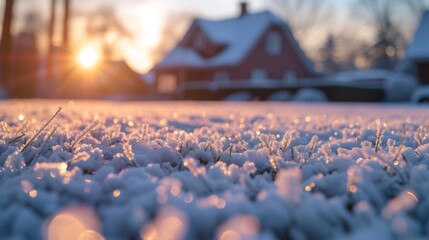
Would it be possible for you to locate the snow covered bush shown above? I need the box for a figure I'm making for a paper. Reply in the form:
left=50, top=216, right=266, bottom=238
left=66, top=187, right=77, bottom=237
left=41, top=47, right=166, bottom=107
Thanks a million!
left=293, top=88, right=329, bottom=102
left=0, top=101, right=428, bottom=240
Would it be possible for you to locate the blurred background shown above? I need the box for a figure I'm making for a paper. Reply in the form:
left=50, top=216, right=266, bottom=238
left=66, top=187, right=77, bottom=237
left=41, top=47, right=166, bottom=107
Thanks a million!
left=0, top=0, right=428, bottom=101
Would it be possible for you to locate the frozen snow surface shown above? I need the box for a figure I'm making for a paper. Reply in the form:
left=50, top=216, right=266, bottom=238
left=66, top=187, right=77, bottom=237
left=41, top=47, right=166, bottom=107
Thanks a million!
left=1, top=100, right=429, bottom=240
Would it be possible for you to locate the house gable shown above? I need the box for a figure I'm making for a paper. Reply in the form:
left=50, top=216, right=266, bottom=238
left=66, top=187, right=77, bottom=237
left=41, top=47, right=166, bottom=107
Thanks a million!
left=236, top=23, right=314, bottom=80
left=181, top=22, right=227, bottom=59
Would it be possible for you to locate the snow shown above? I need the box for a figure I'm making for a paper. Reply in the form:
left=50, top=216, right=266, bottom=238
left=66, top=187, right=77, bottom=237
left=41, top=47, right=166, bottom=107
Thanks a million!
left=292, top=88, right=328, bottom=102
left=406, top=11, right=429, bottom=61
left=157, top=11, right=315, bottom=74
left=411, top=85, right=429, bottom=103
left=266, top=91, right=293, bottom=101
left=1, top=100, right=429, bottom=239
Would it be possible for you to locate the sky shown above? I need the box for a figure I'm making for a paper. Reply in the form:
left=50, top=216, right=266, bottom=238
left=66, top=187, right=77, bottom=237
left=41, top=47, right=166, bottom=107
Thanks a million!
left=6, top=0, right=420, bottom=73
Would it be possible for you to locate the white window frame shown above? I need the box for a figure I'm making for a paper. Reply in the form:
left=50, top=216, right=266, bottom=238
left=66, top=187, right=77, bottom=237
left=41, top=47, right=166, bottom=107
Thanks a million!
left=283, top=71, right=297, bottom=84
left=214, top=71, right=230, bottom=83
left=251, top=69, right=268, bottom=85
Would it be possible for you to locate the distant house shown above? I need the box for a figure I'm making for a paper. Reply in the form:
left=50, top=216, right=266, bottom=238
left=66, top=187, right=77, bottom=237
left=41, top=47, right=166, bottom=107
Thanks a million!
left=152, top=3, right=317, bottom=98
left=405, top=11, right=429, bottom=85
left=54, top=60, right=149, bottom=100
left=93, top=61, right=150, bottom=99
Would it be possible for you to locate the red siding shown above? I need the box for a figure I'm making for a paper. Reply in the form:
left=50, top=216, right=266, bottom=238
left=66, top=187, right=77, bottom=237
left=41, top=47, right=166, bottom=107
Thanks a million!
left=417, top=62, right=429, bottom=85
left=233, top=25, right=312, bottom=80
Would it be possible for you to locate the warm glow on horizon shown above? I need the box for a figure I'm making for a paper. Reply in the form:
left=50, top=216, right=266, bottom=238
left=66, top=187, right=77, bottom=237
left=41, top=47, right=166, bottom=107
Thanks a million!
left=78, top=47, right=100, bottom=68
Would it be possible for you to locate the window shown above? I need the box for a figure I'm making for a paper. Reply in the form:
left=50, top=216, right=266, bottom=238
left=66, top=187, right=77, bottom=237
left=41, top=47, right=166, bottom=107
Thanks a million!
left=214, top=71, right=230, bottom=82
left=158, top=74, right=177, bottom=93
left=266, top=32, right=282, bottom=56
left=283, top=71, right=297, bottom=84
left=251, top=69, right=268, bottom=85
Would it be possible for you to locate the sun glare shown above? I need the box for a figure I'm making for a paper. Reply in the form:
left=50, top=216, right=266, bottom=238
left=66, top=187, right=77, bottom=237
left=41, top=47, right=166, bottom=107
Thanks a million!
left=78, top=47, right=99, bottom=68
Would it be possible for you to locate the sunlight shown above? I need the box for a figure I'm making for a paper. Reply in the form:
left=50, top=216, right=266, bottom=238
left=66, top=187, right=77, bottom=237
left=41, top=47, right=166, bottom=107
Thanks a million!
left=78, top=47, right=100, bottom=68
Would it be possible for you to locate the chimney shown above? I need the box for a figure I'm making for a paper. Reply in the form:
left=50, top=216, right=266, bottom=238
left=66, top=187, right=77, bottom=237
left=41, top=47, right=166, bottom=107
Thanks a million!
left=240, top=2, right=248, bottom=16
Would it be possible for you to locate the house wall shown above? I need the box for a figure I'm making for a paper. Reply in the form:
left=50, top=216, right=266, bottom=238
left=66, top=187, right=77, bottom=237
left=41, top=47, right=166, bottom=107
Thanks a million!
left=232, top=24, right=313, bottom=80
left=417, top=61, right=429, bottom=85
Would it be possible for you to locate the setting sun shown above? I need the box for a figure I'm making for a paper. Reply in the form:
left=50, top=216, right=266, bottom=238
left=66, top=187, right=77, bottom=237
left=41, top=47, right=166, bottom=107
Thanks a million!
left=78, top=47, right=99, bottom=68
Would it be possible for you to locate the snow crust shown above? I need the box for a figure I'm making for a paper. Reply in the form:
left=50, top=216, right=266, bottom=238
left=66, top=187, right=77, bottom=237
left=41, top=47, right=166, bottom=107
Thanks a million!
left=0, top=101, right=429, bottom=240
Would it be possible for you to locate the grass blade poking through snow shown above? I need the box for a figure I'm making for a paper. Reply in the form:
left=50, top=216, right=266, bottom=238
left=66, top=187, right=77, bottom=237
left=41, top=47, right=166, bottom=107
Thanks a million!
left=8, top=122, right=28, bottom=144
left=123, top=142, right=138, bottom=167
left=308, top=135, right=318, bottom=155
left=269, top=156, right=279, bottom=172
left=379, top=155, right=407, bottom=184
left=281, top=131, right=292, bottom=151
left=28, top=127, right=57, bottom=166
left=414, top=126, right=424, bottom=146
left=20, top=107, right=62, bottom=152
left=215, top=144, right=232, bottom=163
left=67, top=120, right=99, bottom=152
left=1, top=121, right=10, bottom=135
left=375, top=122, right=385, bottom=153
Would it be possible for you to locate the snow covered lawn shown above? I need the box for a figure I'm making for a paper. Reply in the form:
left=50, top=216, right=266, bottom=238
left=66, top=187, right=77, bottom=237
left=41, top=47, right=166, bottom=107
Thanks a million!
left=1, top=101, right=429, bottom=240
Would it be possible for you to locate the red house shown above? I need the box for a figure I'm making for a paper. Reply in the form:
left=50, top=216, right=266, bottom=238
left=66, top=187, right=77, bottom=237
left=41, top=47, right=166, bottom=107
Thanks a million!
left=153, top=3, right=317, bottom=99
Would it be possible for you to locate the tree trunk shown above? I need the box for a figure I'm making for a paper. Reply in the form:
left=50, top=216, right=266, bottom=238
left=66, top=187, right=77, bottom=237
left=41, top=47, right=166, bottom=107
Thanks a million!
left=62, top=0, right=70, bottom=50
left=44, top=0, right=57, bottom=98
left=48, top=0, right=57, bottom=53
left=0, top=0, right=15, bottom=92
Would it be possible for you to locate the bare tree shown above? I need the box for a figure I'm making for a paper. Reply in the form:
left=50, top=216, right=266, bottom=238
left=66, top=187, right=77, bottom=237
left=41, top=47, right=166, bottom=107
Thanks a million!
left=357, top=0, right=406, bottom=69
left=319, top=34, right=342, bottom=74
left=150, top=13, right=194, bottom=65
left=334, top=30, right=372, bottom=70
left=63, top=0, right=70, bottom=50
left=46, top=0, right=57, bottom=89
left=12, top=11, right=42, bottom=98
left=270, top=0, right=333, bottom=46
left=48, top=0, right=57, bottom=53
left=83, top=6, right=134, bottom=59
left=0, top=0, right=15, bottom=90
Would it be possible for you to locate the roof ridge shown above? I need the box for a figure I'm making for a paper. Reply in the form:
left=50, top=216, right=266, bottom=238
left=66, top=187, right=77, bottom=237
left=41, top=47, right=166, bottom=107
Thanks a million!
left=197, top=10, right=274, bottom=23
